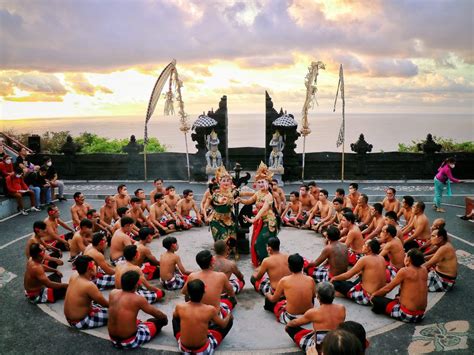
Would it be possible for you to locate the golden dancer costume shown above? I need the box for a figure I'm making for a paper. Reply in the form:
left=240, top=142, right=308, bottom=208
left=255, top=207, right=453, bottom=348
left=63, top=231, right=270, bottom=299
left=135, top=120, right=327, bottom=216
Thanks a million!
left=210, top=166, right=237, bottom=249
left=241, top=162, right=278, bottom=267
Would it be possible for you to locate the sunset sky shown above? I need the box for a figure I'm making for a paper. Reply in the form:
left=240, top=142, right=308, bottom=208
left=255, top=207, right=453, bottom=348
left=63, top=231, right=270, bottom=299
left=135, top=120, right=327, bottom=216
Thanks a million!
left=1, top=0, right=473, bottom=120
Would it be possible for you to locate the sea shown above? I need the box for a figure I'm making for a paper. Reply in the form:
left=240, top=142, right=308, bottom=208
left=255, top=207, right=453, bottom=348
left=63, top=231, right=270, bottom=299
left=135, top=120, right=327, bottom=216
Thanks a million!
left=1, top=113, right=473, bottom=153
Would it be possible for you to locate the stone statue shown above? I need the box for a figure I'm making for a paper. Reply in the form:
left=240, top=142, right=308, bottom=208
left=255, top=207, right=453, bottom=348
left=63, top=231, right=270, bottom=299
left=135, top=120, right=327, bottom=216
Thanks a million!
left=268, top=131, right=284, bottom=180
left=205, top=130, right=223, bottom=175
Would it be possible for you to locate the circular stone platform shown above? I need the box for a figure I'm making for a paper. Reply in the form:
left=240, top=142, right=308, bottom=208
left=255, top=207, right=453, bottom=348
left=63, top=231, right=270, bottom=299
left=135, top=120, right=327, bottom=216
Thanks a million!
left=39, top=226, right=444, bottom=354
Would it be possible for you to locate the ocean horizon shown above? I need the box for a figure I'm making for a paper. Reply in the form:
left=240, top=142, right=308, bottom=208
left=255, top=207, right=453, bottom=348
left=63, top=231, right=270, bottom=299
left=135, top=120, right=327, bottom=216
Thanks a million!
left=2, top=113, right=472, bottom=153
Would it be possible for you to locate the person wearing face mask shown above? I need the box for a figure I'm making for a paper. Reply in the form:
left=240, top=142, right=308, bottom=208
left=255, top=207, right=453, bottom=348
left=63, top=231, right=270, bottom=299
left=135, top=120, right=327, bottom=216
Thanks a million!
left=0, top=155, right=14, bottom=195
left=0, top=138, right=6, bottom=159
left=43, top=156, right=66, bottom=201
left=6, top=167, right=40, bottom=215
left=433, top=157, right=464, bottom=213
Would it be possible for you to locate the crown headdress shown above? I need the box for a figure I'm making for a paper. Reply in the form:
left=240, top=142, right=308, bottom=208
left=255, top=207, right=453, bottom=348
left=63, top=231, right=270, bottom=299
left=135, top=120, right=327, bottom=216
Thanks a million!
left=254, top=161, right=273, bottom=182
left=215, top=165, right=231, bottom=182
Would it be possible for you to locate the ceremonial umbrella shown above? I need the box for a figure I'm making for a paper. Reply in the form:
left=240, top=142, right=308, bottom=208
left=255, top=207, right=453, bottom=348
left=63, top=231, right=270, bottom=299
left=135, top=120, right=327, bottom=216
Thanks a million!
left=192, top=114, right=218, bottom=129
left=272, top=113, right=298, bottom=128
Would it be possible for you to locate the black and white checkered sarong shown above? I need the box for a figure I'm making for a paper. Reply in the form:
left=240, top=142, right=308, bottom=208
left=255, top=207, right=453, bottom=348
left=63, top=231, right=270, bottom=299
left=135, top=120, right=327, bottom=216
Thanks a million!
left=68, top=305, right=108, bottom=329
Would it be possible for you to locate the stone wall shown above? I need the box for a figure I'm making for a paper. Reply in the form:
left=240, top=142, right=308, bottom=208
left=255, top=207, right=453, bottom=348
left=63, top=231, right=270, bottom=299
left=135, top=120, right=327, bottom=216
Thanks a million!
left=31, top=149, right=474, bottom=181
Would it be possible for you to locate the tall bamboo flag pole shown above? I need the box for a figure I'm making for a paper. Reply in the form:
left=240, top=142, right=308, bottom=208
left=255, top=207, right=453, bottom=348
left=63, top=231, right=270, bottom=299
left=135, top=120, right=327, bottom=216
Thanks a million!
left=333, top=64, right=346, bottom=182
left=300, top=61, right=325, bottom=182
left=143, top=59, right=191, bottom=181
left=172, top=69, right=191, bottom=182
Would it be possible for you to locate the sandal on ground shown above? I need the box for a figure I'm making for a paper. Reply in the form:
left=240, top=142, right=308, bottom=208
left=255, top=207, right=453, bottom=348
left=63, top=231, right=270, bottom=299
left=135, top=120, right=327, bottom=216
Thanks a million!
left=436, top=208, right=446, bottom=213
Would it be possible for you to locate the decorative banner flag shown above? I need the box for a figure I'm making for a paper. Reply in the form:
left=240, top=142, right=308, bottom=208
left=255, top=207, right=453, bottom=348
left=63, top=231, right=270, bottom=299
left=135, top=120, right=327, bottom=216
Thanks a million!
left=334, top=64, right=345, bottom=147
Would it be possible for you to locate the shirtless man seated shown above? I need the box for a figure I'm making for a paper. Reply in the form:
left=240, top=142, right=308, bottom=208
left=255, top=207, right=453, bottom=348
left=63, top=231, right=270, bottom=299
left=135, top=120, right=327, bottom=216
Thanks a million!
left=183, top=250, right=237, bottom=319
left=64, top=255, right=109, bottom=329
left=265, top=253, right=315, bottom=324
left=159, top=236, right=191, bottom=290
left=305, top=190, right=335, bottom=233
left=129, top=196, right=148, bottom=229
left=136, top=227, right=161, bottom=281
left=397, top=195, right=414, bottom=226
left=110, top=216, right=135, bottom=266
left=99, top=195, right=118, bottom=233
left=298, top=185, right=316, bottom=225
left=148, top=193, right=177, bottom=236
left=423, top=227, right=458, bottom=292
left=25, top=221, right=63, bottom=269
left=173, top=279, right=233, bottom=354
left=286, top=282, right=346, bottom=352
left=176, top=189, right=202, bottom=229
left=115, top=245, right=165, bottom=304
left=24, top=243, right=68, bottom=304
left=69, top=218, right=93, bottom=261
left=379, top=224, right=405, bottom=282
left=134, top=188, right=150, bottom=214
left=70, top=192, right=92, bottom=230
left=339, top=212, right=365, bottom=266
left=108, top=270, right=168, bottom=349
left=332, top=239, right=386, bottom=306
left=149, top=178, right=166, bottom=205
left=335, top=188, right=352, bottom=210
left=86, top=209, right=111, bottom=238
left=371, top=248, right=427, bottom=323
left=84, top=232, right=116, bottom=290
left=381, top=187, right=401, bottom=213
left=250, top=237, right=291, bottom=295
left=348, top=183, right=361, bottom=211
left=402, top=201, right=431, bottom=252
left=384, top=211, right=403, bottom=240
left=306, top=226, right=348, bottom=283
left=44, top=204, right=74, bottom=251
left=164, top=185, right=179, bottom=212
left=281, top=191, right=302, bottom=228
left=354, top=194, right=371, bottom=230
left=213, top=240, right=245, bottom=294
left=114, top=184, right=131, bottom=209
left=112, top=207, right=140, bottom=237
left=361, top=203, right=385, bottom=241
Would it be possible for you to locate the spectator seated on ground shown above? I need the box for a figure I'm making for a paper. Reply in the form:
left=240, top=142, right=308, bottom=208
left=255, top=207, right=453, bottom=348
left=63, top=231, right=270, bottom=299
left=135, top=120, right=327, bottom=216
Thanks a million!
left=5, top=167, right=40, bottom=215
left=371, top=248, right=428, bottom=323
left=108, top=270, right=168, bottom=349
left=250, top=237, right=290, bottom=296
left=173, top=279, right=233, bottom=354
left=285, top=282, right=346, bottom=352
left=159, top=236, right=191, bottom=290
left=182, top=250, right=237, bottom=319
left=64, top=255, right=109, bottom=330
left=176, top=189, right=202, bottom=229
left=423, top=227, right=458, bottom=292
left=264, top=253, right=315, bottom=324
left=24, top=243, right=68, bottom=304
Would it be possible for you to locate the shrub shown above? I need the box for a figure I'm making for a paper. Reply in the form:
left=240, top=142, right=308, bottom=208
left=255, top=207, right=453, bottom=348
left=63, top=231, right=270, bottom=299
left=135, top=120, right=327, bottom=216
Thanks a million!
left=398, top=136, right=474, bottom=153
left=2, top=130, right=166, bottom=153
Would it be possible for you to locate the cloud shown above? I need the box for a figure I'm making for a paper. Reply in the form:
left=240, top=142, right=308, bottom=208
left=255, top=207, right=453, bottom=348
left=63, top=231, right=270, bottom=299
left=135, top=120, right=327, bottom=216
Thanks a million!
left=64, top=73, right=113, bottom=96
left=368, top=59, right=418, bottom=78
left=0, top=71, right=68, bottom=101
left=0, top=0, right=471, bottom=76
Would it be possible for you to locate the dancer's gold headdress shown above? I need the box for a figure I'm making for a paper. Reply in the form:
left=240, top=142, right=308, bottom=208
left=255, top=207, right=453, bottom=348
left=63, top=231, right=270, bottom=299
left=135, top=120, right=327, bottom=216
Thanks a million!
left=254, top=161, right=273, bottom=182
left=215, top=166, right=231, bottom=182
